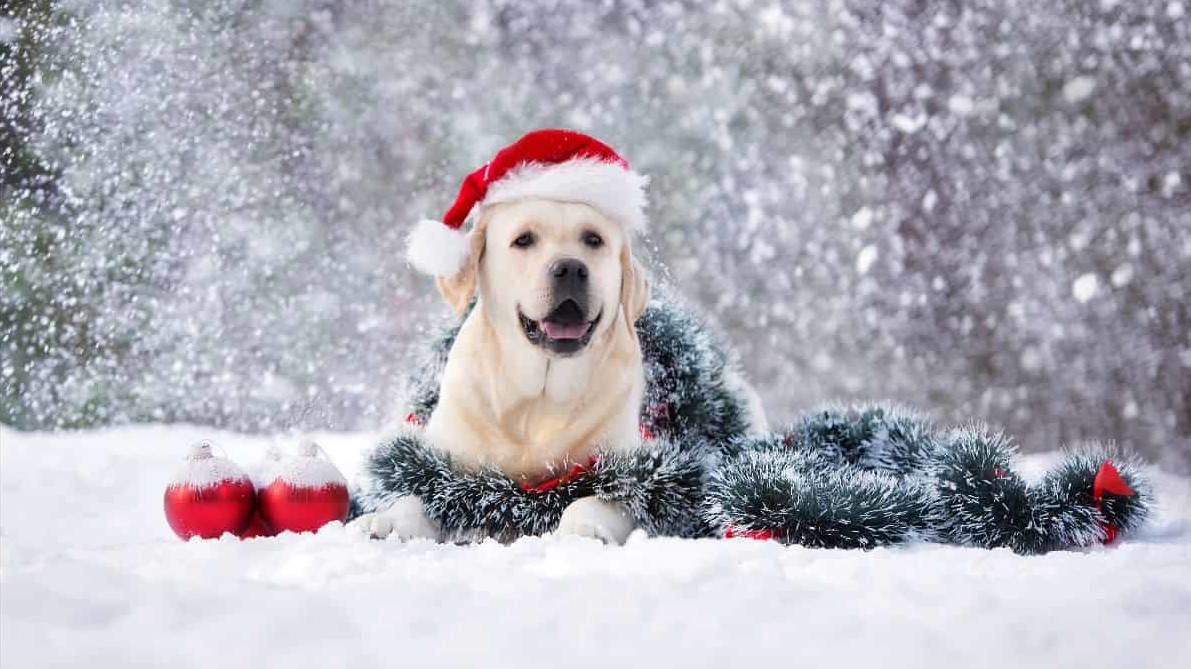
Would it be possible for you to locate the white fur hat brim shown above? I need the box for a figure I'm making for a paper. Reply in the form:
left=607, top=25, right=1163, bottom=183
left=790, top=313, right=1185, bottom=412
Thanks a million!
left=483, top=158, right=649, bottom=233
left=406, top=158, right=648, bottom=278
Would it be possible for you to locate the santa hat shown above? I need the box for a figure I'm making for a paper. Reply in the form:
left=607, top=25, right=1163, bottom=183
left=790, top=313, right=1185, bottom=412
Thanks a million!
left=406, top=128, right=649, bottom=277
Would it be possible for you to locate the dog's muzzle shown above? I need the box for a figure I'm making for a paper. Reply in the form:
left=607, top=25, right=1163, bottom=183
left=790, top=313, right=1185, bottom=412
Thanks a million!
left=519, top=300, right=601, bottom=357
left=518, top=258, right=601, bottom=356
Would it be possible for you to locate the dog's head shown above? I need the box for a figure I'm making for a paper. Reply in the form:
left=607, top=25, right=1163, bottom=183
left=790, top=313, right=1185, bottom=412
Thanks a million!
left=437, top=198, right=649, bottom=357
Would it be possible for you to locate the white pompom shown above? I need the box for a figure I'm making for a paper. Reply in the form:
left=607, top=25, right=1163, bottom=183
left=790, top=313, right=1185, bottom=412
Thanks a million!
left=405, top=219, right=470, bottom=277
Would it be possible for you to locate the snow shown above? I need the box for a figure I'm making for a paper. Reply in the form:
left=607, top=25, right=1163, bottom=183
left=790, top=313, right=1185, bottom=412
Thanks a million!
left=1072, top=273, right=1100, bottom=303
left=0, top=17, right=18, bottom=44
left=1062, top=77, right=1098, bottom=104
left=922, top=189, right=938, bottom=213
left=856, top=245, right=879, bottom=275
left=850, top=206, right=874, bottom=230
left=3, top=425, right=1190, bottom=668
left=947, top=95, right=975, bottom=116
left=1110, top=263, right=1134, bottom=288
left=890, top=112, right=927, bottom=134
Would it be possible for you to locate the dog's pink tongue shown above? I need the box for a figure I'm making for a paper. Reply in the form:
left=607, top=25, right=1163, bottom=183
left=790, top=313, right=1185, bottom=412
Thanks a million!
left=542, top=320, right=588, bottom=340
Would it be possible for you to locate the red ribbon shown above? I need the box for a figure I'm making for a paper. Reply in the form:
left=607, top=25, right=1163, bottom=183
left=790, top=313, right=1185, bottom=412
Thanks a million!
left=521, top=421, right=657, bottom=492
left=724, top=526, right=778, bottom=541
left=519, top=454, right=600, bottom=493
left=1092, top=459, right=1136, bottom=545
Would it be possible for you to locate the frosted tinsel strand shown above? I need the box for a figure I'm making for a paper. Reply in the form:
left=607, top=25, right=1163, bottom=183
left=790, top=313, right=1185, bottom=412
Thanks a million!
left=1023, top=447, right=1151, bottom=552
left=930, top=427, right=1036, bottom=549
left=363, top=294, right=1153, bottom=549
left=707, top=404, right=1153, bottom=553
left=704, top=445, right=936, bottom=548
left=787, top=403, right=940, bottom=473
left=401, top=320, right=459, bottom=424
left=928, top=431, right=1152, bottom=554
left=633, top=301, right=751, bottom=443
left=355, top=431, right=709, bottom=541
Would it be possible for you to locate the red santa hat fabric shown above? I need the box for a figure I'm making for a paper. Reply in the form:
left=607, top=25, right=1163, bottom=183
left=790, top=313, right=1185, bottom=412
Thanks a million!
left=406, top=128, right=648, bottom=277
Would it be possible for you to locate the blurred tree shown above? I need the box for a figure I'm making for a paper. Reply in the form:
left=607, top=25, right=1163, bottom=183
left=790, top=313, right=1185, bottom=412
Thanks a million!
left=1, top=0, right=114, bottom=428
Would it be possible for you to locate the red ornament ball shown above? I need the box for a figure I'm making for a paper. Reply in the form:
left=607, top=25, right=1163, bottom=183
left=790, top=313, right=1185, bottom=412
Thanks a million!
left=237, top=510, right=276, bottom=539
left=164, top=441, right=256, bottom=540
left=256, top=440, right=350, bottom=534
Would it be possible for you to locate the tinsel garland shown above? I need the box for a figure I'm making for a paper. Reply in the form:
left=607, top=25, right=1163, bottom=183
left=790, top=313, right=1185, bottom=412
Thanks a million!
left=356, top=431, right=709, bottom=542
left=705, top=404, right=1152, bottom=554
left=356, top=300, right=1153, bottom=552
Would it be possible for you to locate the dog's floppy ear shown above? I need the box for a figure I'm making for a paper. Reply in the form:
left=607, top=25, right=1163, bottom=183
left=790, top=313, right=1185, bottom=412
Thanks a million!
left=436, top=222, right=486, bottom=318
left=619, top=242, right=651, bottom=328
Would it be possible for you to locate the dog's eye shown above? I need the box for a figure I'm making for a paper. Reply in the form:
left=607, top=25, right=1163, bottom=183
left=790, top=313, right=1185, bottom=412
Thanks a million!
left=511, top=232, right=536, bottom=249
left=582, top=232, right=604, bottom=249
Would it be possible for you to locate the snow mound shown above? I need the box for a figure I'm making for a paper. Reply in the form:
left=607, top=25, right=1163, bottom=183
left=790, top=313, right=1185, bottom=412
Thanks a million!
left=2, top=425, right=1190, bottom=668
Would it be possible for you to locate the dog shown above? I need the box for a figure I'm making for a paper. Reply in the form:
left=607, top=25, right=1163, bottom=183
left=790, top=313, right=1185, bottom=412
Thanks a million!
left=355, top=197, right=651, bottom=543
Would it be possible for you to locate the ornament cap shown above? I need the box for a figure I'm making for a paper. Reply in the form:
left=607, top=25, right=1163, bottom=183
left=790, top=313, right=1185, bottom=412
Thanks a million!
left=297, top=439, right=319, bottom=458
left=188, top=440, right=214, bottom=460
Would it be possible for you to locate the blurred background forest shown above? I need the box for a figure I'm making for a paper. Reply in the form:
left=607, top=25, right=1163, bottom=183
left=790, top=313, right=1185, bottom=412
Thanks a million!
left=2, top=0, right=1188, bottom=471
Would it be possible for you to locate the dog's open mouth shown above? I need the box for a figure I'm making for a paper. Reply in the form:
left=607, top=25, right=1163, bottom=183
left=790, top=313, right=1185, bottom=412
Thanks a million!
left=519, top=300, right=600, bottom=355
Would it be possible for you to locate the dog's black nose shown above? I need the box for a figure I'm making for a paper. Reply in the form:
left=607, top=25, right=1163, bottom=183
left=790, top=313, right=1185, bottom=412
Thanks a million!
left=550, top=258, right=588, bottom=281
left=548, top=258, right=589, bottom=293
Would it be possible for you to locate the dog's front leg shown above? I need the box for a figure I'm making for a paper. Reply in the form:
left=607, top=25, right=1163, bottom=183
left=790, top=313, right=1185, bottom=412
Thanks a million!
left=556, top=497, right=635, bottom=544
left=352, top=496, right=440, bottom=541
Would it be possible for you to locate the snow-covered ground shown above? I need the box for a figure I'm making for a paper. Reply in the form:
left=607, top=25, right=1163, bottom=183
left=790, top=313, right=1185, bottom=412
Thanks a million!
left=2, top=425, right=1189, bottom=668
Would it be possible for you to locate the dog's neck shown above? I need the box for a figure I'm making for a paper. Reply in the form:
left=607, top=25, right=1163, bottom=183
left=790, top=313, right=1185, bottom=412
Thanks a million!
left=484, top=316, right=606, bottom=408
left=425, top=301, right=643, bottom=479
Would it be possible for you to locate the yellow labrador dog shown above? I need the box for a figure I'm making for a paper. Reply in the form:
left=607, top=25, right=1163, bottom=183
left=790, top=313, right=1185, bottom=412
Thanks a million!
left=356, top=197, right=650, bottom=543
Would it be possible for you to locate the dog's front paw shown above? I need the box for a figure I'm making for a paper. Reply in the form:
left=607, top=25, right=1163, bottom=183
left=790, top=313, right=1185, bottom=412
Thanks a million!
left=350, top=496, right=439, bottom=541
left=556, top=497, right=635, bottom=545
